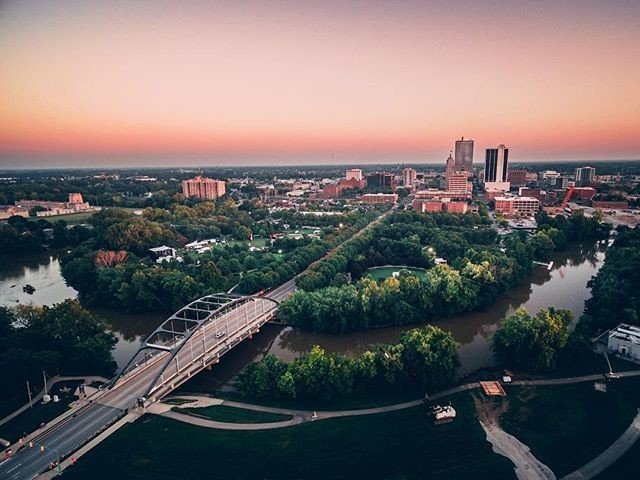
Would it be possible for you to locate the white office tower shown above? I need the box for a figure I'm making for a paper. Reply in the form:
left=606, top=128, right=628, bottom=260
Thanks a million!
left=484, top=144, right=510, bottom=192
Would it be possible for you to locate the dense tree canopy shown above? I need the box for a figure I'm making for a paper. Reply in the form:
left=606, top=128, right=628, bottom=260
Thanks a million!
left=0, top=300, right=117, bottom=404
left=493, top=307, right=573, bottom=371
left=60, top=206, right=383, bottom=312
left=581, top=226, right=640, bottom=331
left=235, top=325, right=459, bottom=400
left=282, top=210, right=606, bottom=333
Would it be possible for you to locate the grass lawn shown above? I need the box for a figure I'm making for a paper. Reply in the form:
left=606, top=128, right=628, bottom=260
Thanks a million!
left=0, top=400, right=70, bottom=444
left=0, top=395, right=27, bottom=423
left=162, top=398, right=196, bottom=406
left=215, top=387, right=421, bottom=411
left=498, top=377, right=640, bottom=477
left=227, top=239, right=269, bottom=249
left=0, top=381, right=80, bottom=443
left=63, top=392, right=515, bottom=480
left=364, top=266, right=427, bottom=281
left=27, top=211, right=96, bottom=225
left=175, top=405, right=292, bottom=423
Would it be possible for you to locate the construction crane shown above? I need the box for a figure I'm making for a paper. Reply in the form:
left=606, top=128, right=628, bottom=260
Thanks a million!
left=545, top=186, right=575, bottom=216
left=560, top=186, right=575, bottom=213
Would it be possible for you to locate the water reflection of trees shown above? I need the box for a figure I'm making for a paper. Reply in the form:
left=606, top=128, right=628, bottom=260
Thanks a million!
left=0, top=252, right=53, bottom=282
left=552, top=241, right=605, bottom=270
left=275, top=240, right=605, bottom=354
left=92, top=308, right=165, bottom=342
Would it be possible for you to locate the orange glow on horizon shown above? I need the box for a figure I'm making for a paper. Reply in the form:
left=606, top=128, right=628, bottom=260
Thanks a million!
left=1, top=0, right=639, bottom=163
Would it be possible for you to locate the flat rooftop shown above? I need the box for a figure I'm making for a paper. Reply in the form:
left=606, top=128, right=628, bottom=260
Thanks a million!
left=609, top=324, right=640, bottom=344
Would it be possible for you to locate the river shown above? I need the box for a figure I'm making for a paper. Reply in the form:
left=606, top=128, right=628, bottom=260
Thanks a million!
left=0, top=241, right=607, bottom=389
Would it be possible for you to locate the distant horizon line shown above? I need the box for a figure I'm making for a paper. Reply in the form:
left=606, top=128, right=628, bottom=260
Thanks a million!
left=1, top=157, right=639, bottom=172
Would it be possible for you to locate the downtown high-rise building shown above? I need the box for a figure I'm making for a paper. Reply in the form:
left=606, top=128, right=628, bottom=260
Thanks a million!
left=444, top=152, right=455, bottom=190
left=575, top=166, right=596, bottom=187
left=454, top=137, right=474, bottom=172
left=402, top=167, right=417, bottom=188
left=484, top=145, right=510, bottom=192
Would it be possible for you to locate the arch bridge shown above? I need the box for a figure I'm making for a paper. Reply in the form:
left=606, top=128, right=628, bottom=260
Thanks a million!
left=112, top=292, right=279, bottom=404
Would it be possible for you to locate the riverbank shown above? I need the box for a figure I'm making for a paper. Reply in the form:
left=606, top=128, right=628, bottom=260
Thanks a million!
left=59, top=371, right=640, bottom=480
left=0, top=242, right=607, bottom=384
left=60, top=392, right=516, bottom=480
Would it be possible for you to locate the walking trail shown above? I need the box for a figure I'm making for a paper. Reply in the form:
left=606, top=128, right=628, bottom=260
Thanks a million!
left=157, top=370, right=640, bottom=479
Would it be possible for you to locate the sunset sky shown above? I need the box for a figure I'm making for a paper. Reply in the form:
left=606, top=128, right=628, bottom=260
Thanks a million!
left=1, top=0, right=639, bottom=167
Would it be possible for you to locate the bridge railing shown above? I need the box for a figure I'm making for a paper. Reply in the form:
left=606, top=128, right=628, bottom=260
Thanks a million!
left=147, top=300, right=279, bottom=402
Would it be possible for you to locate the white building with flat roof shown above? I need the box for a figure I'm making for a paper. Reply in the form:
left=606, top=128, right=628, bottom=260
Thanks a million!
left=345, top=168, right=363, bottom=181
left=607, top=324, right=640, bottom=361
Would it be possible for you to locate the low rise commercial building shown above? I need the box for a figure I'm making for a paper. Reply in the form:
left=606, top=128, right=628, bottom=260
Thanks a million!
left=412, top=199, right=468, bottom=214
left=570, top=187, right=597, bottom=201
left=518, top=187, right=548, bottom=203
left=592, top=200, right=629, bottom=210
left=361, top=193, right=398, bottom=204
left=415, top=189, right=471, bottom=201
left=494, top=196, right=540, bottom=217
left=0, top=206, right=29, bottom=220
left=607, top=324, right=640, bottom=361
left=15, top=193, right=96, bottom=217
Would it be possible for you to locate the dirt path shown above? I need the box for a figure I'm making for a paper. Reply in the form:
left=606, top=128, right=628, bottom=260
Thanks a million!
left=475, top=394, right=556, bottom=480
left=480, top=421, right=556, bottom=480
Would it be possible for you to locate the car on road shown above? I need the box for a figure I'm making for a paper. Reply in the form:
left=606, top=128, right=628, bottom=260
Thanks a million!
left=215, top=331, right=225, bottom=339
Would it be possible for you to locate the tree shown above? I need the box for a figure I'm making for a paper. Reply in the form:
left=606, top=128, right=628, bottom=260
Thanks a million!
left=396, top=325, right=460, bottom=392
left=0, top=300, right=117, bottom=413
left=493, top=307, right=573, bottom=371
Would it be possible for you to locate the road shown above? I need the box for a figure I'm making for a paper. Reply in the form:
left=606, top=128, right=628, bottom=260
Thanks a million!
left=0, top=295, right=286, bottom=480
left=0, top=376, right=109, bottom=429
left=0, top=204, right=402, bottom=479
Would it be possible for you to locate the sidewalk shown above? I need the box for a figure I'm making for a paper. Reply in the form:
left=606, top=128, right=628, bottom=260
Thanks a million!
left=0, top=375, right=109, bottom=428
left=1, top=376, right=109, bottom=459
left=36, top=412, right=139, bottom=479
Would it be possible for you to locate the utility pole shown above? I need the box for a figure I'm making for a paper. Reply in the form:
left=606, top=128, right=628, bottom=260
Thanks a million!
left=42, top=370, right=48, bottom=396
left=27, top=381, right=33, bottom=409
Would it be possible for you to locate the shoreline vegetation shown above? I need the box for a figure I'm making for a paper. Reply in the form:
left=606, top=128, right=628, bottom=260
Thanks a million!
left=280, top=210, right=607, bottom=333
left=236, top=212, right=607, bottom=399
left=60, top=204, right=387, bottom=312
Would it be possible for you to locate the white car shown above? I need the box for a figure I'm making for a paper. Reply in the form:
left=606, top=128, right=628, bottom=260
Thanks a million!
left=215, top=331, right=225, bottom=339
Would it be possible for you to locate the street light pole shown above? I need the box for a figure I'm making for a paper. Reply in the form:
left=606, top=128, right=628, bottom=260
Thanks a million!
left=26, top=381, right=33, bottom=409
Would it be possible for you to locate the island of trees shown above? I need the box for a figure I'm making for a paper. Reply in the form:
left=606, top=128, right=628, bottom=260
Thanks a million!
left=279, top=210, right=607, bottom=333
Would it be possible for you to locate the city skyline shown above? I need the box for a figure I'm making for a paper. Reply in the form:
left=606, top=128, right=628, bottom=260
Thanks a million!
left=1, top=0, right=640, bottom=168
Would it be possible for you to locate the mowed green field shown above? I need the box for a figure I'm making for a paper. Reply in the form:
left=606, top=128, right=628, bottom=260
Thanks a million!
left=499, top=377, right=640, bottom=477
left=364, top=266, right=427, bottom=281
left=63, top=392, right=515, bottom=480
left=174, top=405, right=293, bottom=424
left=27, top=211, right=96, bottom=225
